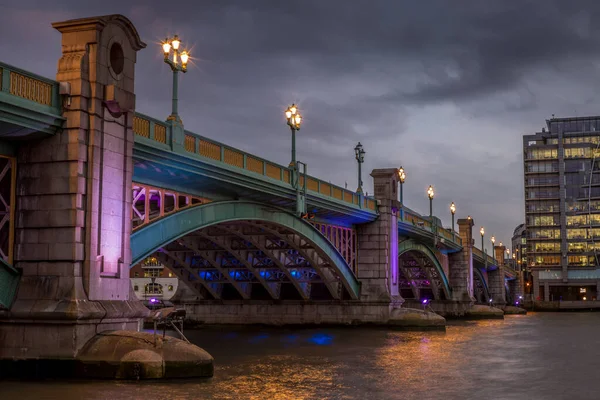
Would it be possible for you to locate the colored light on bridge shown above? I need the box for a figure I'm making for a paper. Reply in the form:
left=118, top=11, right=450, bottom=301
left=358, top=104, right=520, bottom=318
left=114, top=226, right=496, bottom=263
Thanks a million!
left=291, top=270, right=298, bottom=277
left=422, top=299, right=429, bottom=304
left=489, top=298, right=493, bottom=303
left=150, top=298, right=158, bottom=303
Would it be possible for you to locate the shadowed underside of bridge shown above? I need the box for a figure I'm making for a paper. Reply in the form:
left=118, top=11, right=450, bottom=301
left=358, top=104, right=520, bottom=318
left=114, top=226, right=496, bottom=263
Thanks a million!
left=131, top=200, right=360, bottom=301
left=397, top=239, right=451, bottom=301
left=473, top=268, right=491, bottom=303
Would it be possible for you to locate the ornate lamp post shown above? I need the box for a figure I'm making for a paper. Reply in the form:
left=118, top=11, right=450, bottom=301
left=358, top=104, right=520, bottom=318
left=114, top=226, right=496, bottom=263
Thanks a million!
left=491, top=235, right=496, bottom=265
left=354, top=142, right=365, bottom=193
left=480, top=227, right=485, bottom=267
left=427, top=185, right=434, bottom=217
left=398, top=167, right=406, bottom=203
left=162, top=35, right=190, bottom=122
left=450, top=202, right=456, bottom=233
left=285, top=104, right=302, bottom=168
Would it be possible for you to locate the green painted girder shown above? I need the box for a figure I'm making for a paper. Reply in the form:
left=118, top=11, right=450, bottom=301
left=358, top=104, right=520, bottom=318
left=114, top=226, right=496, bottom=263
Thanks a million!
left=398, top=238, right=452, bottom=297
left=133, top=138, right=377, bottom=225
left=0, top=259, right=20, bottom=310
left=474, top=267, right=491, bottom=301
left=130, top=200, right=361, bottom=299
left=0, top=62, right=63, bottom=139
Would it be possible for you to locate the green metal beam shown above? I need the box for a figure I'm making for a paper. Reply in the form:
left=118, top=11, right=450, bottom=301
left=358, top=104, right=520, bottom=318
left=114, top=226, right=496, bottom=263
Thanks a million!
left=398, top=239, right=452, bottom=297
left=0, top=258, right=20, bottom=309
left=130, top=200, right=361, bottom=299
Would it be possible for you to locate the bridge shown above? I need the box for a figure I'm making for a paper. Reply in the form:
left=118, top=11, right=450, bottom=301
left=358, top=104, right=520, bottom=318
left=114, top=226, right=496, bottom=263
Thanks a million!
left=0, top=14, right=525, bottom=366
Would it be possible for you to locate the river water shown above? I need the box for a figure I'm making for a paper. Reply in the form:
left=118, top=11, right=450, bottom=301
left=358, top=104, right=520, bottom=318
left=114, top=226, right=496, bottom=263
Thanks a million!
left=2, top=312, right=599, bottom=399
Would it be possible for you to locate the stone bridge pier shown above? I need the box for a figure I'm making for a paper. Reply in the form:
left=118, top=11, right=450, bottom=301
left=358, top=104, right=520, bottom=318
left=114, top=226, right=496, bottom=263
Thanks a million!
left=0, top=14, right=212, bottom=379
left=491, top=246, right=508, bottom=306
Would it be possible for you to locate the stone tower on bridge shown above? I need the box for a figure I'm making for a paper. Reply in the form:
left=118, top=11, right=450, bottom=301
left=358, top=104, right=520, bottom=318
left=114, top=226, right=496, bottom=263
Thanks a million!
left=1, top=15, right=148, bottom=359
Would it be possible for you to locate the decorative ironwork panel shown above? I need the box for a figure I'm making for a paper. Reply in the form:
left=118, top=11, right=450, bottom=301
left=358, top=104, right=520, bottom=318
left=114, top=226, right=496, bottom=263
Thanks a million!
left=320, top=182, right=331, bottom=196
left=333, top=187, right=343, bottom=200
left=312, top=222, right=357, bottom=273
left=343, top=191, right=353, bottom=203
left=283, top=169, right=290, bottom=183
left=131, top=182, right=211, bottom=231
left=184, top=134, right=195, bottom=152
left=133, top=116, right=150, bottom=138
left=307, top=178, right=319, bottom=192
left=266, top=163, right=280, bottom=180
left=199, top=140, right=221, bottom=161
left=154, top=124, right=167, bottom=144
left=0, top=156, right=15, bottom=264
left=246, top=156, right=264, bottom=174
left=224, top=148, right=243, bottom=168
left=9, top=71, right=52, bottom=106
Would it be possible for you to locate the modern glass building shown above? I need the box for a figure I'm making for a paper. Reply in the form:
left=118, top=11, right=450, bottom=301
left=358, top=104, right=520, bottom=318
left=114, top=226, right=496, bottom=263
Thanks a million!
left=511, top=223, right=529, bottom=294
left=523, top=116, right=600, bottom=301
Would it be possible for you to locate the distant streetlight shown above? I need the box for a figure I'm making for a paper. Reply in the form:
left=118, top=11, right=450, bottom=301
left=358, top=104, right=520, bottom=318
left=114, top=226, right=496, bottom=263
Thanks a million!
left=285, top=104, right=302, bottom=168
left=162, top=35, right=190, bottom=122
left=427, top=185, right=434, bottom=217
left=450, top=202, right=456, bottom=238
left=480, top=227, right=486, bottom=268
left=398, top=167, right=406, bottom=203
left=354, top=142, right=365, bottom=193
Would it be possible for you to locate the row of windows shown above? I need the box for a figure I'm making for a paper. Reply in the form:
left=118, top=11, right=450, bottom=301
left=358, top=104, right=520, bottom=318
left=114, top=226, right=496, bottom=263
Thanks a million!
left=526, top=176, right=559, bottom=186
left=133, top=283, right=174, bottom=294
left=549, top=119, right=600, bottom=134
left=526, top=190, right=559, bottom=199
left=525, top=146, right=600, bottom=161
left=528, top=241, right=600, bottom=253
left=133, top=269, right=174, bottom=278
left=528, top=216, right=559, bottom=226
left=567, top=200, right=600, bottom=212
left=531, top=255, right=598, bottom=267
left=526, top=149, right=557, bottom=160
left=526, top=201, right=559, bottom=213
left=527, top=228, right=600, bottom=240
left=526, top=162, right=559, bottom=173
left=567, top=215, right=600, bottom=226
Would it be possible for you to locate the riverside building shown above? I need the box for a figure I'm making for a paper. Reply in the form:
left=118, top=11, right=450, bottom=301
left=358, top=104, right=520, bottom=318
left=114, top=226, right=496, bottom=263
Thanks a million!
left=523, top=116, right=600, bottom=301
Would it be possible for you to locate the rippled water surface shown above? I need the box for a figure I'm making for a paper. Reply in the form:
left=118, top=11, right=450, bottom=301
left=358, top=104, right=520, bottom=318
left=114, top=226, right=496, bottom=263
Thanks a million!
left=3, top=312, right=600, bottom=399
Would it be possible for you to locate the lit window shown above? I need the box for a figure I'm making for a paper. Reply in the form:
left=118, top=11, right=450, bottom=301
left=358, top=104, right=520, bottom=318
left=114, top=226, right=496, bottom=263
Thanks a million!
left=168, top=285, right=174, bottom=291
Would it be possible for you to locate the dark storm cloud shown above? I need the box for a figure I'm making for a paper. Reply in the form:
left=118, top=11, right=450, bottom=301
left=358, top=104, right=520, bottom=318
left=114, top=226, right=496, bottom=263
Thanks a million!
left=3, top=0, right=600, bottom=245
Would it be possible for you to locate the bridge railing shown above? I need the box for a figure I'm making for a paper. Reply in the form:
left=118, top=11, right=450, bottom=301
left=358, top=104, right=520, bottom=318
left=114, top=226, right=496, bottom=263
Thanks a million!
left=0, top=61, right=61, bottom=111
left=472, top=247, right=496, bottom=266
left=132, top=113, right=377, bottom=212
left=400, top=208, right=462, bottom=246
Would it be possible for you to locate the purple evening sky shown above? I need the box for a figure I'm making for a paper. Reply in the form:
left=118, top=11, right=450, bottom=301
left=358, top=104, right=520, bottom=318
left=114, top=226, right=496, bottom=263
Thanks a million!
left=2, top=0, right=600, bottom=250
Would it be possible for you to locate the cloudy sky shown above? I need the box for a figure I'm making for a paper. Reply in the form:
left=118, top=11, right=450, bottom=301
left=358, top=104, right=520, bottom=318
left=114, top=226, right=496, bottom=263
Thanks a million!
left=2, top=0, right=600, bottom=252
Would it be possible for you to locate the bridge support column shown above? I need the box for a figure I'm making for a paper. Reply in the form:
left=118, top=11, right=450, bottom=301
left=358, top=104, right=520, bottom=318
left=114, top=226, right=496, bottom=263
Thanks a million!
left=0, top=15, right=149, bottom=360
left=448, top=218, right=475, bottom=301
left=490, top=245, right=507, bottom=306
left=356, top=169, right=402, bottom=304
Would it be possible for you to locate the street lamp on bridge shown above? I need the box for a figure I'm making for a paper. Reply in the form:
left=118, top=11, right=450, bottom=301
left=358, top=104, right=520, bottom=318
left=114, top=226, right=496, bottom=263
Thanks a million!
left=480, top=227, right=486, bottom=267
left=450, top=202, right=456, bottom=234
left=398, top=167, right=406, bottom=203
left=285, top=104, right=302, bottom=168
left=491, top=235, right=495, bottom=266
left=162, top=35, right=190, bottom=122
left=427, top=185, right=434, bottom=217
left=354, top=142, right=365, bottom=194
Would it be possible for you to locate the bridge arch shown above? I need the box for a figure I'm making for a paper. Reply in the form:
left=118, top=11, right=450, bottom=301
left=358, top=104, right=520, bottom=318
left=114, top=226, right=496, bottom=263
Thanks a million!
left=473, top=268, right=491, bottom=304
left=397, top=239, right=451, bottom=301
left=130, top=201, right=360, bottom=300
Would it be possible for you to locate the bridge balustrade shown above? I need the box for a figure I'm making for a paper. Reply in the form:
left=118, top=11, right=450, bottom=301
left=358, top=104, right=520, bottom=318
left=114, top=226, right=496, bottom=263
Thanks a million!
left=132, top=113, right=377, bottom=212
left=0, top=61, right=60, bottom=110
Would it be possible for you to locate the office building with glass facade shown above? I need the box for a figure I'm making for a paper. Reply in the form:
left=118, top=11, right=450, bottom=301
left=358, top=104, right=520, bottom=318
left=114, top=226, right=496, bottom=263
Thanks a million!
left=523, top=116, right=600, bottom=301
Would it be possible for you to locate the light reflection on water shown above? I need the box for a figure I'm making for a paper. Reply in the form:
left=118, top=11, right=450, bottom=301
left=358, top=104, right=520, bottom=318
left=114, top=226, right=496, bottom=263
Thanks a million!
left=2, top=313, right=600, bottom=399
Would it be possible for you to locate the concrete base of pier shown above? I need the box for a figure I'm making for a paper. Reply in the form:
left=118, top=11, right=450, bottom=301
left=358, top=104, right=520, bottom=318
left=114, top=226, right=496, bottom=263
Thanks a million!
left=502, top=306, right=527, bottom=315
left=465, top=305, right=505, bottom=319
left=0, top=330, right=214, bottom=380
left=181, top=301, right=446, bottom=329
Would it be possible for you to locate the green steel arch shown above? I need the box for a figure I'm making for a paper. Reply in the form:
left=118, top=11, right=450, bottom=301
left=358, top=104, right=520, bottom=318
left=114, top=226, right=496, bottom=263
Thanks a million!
left=397, top=239, right=452, bottom=298
left=130, top=200, right=360, bottom=299
left=473, top=267, right=491, bottom=302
